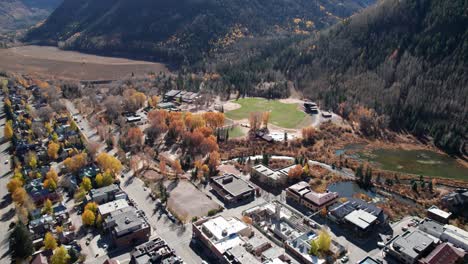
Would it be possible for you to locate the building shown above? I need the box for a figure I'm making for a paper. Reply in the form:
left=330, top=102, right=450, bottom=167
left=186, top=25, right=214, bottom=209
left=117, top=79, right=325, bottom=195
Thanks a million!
left=284, top=232, right=325, bottom=264
left=304, top=102, right=319, bottom=114
left=158, top=102, right=176, bottom=110
left=388, top=230, right=435, bottom=264
left=440, top=224, right=468, bottom=251
left=358, top=256, right=381, bottom=264
left=328, top=198, right=387, bottom=226
left=98, top=199, right=130, bottom=218
left=130, top=237, right=182, bottom=264
left=89, top=185, right=123, bottom=204
left=251, top=164, right=295, bottom=187
left=427, top=206, right=452, bottom=224
left=441, top=189, right=468, bottom=217
left=419, top=243, right=465, bottom=264
left=126, top=115, right=142, bottom=123
left=418, top=219, right=468, bottom=251
left=192, top=216, right=253, bottom=263
left=286, top=181, right=338, bottom=212
left=344, top=209, right=378, bottom=232
left=105, top=207, right=150, bottom=247
left=210, top=174, right=255, bottom=205
left=418, top=219, right=445, bottom=238
left=164, top=90, right=181, bottom=101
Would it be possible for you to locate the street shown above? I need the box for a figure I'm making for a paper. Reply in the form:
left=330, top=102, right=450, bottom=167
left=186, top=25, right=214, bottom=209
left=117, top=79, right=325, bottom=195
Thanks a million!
left=0, top=98, right=14, bottom=262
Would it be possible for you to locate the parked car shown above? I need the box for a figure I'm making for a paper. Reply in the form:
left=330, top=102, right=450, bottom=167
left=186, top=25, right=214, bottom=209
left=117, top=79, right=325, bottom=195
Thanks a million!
left=340, top=256, right=349, bottom=263
left=377, top=242, right=386, bottom=248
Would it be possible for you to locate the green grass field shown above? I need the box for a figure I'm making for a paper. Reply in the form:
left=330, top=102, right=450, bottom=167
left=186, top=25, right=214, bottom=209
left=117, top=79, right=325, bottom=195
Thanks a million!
left=228, top=126, right=246, bottom=138
left=226, top=98, right=306, bottom=128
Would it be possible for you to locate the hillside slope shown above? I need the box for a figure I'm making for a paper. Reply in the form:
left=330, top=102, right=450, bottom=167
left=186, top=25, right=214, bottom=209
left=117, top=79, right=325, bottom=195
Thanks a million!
left=25, top=0, right=375, bottom=63
left=0, top=0, right=61, bottom=32
left=219, top=0, right=468, bottom=154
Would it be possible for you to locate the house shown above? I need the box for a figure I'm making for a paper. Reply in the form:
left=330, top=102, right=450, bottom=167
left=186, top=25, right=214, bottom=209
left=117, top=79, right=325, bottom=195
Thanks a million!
left=255, top=131, right=273, bottom=142
left=192, top=216, right=253, bottom=262
left=130, top=237, right=182, bottom=264
left=164, top=90, right=181, bottom=101
left=358, top=256, right=381, bottom=264
left=126, top=115, right=142, bottom=123
left=321, top=111, right=332, bottom=118
left=304, top=102, right=319, bottom=114
left=388, top=230, right=435, bottom=264
left=157, top=102, right=176, bottom=110
left=251, top=164, right=296, bottom=187
left=427, top=206, right=452, bottom=224
left=441, top=189, right=468, bottom=218
left=286, top=181, right=338, bottom=212
left=29, top=215, right=55, bottom=239
left=419, top=243, right=465, bottom=264
left=89, top=184, right=123, bottom=204
left=105, top=207, right=150, bottom=248
left=210, top=174, right=255, bottom=205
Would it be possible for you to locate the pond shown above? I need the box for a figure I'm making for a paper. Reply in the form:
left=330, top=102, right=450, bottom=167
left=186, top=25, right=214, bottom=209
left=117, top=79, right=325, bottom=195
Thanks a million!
left=336, top=144, right=468, bottom=180
left=328, top=181, right=416, bottom=206
left=359, top=149, right=468, bottom=180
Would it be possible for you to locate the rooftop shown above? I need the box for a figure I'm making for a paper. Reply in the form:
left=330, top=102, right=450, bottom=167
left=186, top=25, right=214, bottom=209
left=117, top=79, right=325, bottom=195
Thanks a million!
left=420, top=243, right=465, bottom=264
left=442, top=224, right=468, bottom=243
left=212, top=174, right=255, bottom=197
left=392, top=230, right=435, bottom=259
left=111, top=209, right=148, bottom=237
left=165, top=90, right=181, bottom=97
left=90, top=184, right=120, bottom=198
left=252, top=164, right=294, bottom=181
left=427, top=206, right=452, bottom=219
left=98, top=199, right=129, bottom=216
left=226, top=245, right=262, bottom=264
left=358, top=256, right=381, bottom=264
left=344, top=209, right=378, bottom=230
left=196, top=216, right=250, bottom=254
left=303, top=190, right=338, bottom=206
left=419, top=219, right=445, bottom=236
left=287, top=181, right=311, bottom=196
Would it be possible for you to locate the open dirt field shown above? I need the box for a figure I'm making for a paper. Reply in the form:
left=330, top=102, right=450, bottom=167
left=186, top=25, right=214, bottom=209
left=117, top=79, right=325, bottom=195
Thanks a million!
left=0, top=45, right=167, bottom=80
left=166, top=180, right=220, bottom=222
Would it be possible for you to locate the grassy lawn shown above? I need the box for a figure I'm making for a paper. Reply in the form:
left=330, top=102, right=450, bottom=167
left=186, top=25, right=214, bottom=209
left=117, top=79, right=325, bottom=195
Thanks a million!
left=226, top=98, right=306, bottom=128
left=228, top=126, right=246, bottom=138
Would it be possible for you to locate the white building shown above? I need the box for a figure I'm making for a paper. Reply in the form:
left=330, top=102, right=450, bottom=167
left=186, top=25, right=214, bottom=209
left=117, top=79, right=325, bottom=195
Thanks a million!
left=441, top=224, right=468, bottom=251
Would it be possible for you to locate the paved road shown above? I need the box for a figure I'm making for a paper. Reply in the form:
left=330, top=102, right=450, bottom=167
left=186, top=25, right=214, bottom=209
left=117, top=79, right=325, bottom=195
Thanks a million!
left=0, top=98, right=14, bottom=262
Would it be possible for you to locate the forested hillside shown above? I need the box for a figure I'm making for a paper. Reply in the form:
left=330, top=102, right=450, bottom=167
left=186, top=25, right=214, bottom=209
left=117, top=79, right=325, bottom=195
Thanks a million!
left=0, top=0, right=61, bottom=32
left=216, top=0, right=468, bottom=154
left=25, top=0, right=374, bottom=64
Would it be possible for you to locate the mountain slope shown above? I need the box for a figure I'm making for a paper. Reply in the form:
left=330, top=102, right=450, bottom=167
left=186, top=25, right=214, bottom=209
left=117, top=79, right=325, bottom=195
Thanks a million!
left=218, top=0, right=468, bottom=154
left=25, top=0, right=375, bottom=63
left=0, top=0, right=61, bottom=33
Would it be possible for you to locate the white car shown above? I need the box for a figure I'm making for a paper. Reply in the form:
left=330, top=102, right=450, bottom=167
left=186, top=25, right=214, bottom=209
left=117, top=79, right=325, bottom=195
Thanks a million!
left=340, top=256, right=349, bottom=263
left=4, top=160, right=8, bottom=164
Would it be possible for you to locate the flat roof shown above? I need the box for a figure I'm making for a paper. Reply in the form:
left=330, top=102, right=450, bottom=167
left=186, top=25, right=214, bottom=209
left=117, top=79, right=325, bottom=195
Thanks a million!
left=228, top=245, right=261, bottom=264
left=344, top=209, right=377, bottom=230
left=90, top=184, right=119, bottom=197
left=212, top=174, right=254, bottom=197
left=112, top=209, right=148, bottom=237
left=303, top=190, right=338, bottom=206
left=427, top=206, right=452, bottom=219
left=201, top=216, right=248, bottom=242
left=392, top=230, right=434, bottom=259
left=165, top=90, right=181, bottom=97
left=443, top=224, right=468, bottom=243
left=98, top=199, right=129, bottom=215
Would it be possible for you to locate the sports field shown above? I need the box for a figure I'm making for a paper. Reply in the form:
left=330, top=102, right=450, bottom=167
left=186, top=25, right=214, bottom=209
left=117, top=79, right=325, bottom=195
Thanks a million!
left=225, top=98, right=307, bottom=128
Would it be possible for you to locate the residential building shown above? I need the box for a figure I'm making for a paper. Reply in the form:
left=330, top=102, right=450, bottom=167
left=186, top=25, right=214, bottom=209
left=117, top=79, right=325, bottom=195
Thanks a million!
left=419, top=243, right=465, bottom=264
left=89, top=184, right=123, bottom=204
left=251, top=164, right=295, bottom=187
left=427, top=206, right=452, bottom=224
left=105, top=207, right=150, bottom=247
left=130, top=237, right=182, bottom=264
left=98, top=199, right=130, bottom=218
left=164, top=90, right=181, bottom=101
left=192, top=216, right=253, bottom=263
left=388, top=230, right=435, bottom=264
left=441, top=189, right=468, bottom=217
left=210, top=174, right=255, bottom=205
left=286, top=181, right=338, bottom=212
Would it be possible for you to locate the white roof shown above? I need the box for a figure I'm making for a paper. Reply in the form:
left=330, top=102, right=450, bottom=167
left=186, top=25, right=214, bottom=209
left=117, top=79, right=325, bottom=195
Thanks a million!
left=98, top=199, right=129, bottom=215
left=344, top=209, right=377, bottom=229
left=443, top=224, right=468, bottom=243
left=202, top=216, right=247, bottom=241
left=428, top=206, right=452, bottom=219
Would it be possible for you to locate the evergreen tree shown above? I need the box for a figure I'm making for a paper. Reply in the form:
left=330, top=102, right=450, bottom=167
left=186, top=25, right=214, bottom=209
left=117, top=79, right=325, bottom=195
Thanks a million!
left=9, top=222, right=33, bottom=260
left=262, top=153, right=269, bottom=166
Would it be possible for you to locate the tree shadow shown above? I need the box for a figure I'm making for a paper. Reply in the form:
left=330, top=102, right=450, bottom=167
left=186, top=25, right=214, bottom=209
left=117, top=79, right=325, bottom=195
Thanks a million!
left=0, top=208, right=15, bottom=222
